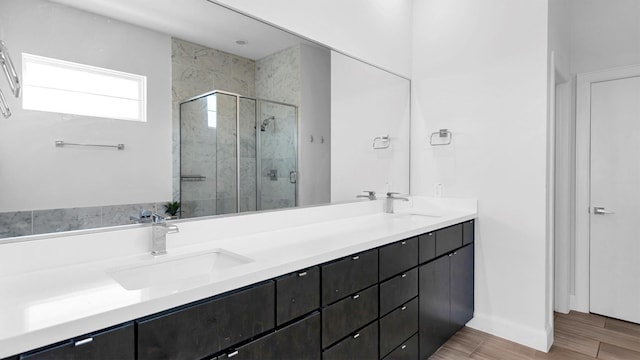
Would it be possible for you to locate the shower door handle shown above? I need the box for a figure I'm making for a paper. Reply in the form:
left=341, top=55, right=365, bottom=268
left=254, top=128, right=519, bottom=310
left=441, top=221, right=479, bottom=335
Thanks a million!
left=289, top=171, right=297, bottom=184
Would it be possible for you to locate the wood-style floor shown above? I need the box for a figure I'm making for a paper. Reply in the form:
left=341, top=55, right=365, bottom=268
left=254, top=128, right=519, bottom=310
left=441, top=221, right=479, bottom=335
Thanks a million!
left=429, top=311, right=640, bottom=360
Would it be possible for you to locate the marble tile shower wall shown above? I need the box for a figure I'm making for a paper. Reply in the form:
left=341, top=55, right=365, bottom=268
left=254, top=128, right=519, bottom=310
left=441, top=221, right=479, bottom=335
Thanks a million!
left=0, top=203, right=165, bottom=239
left=256, top=46, right=301, bottom=210
left=172, top=38, right=257, bottom=202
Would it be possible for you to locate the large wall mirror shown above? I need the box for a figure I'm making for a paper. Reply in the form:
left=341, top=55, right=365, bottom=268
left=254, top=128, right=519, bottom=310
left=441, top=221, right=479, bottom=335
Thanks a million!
left=0, top=0, right=410, bottom=240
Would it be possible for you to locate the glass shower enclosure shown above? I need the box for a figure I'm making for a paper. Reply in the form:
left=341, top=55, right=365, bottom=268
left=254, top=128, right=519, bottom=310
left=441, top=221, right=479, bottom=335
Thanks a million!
left=179, top=90, right=298, bottom=218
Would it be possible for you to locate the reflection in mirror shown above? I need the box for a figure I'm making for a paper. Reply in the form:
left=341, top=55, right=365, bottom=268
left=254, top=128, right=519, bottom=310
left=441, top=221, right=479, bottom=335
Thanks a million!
left=0, top=0, right=410, bottom=240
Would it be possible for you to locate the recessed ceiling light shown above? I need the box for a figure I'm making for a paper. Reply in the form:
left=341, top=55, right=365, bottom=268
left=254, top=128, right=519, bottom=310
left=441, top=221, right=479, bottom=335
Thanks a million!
left=235, top=40, right=248, bottom=46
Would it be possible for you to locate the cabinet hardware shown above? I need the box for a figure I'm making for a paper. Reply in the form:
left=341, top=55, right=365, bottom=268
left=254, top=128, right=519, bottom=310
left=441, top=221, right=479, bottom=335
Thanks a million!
left=401, top=306, right=407, bottom=311
left=401, top=273, right=407, bottom=278
left=401, top=241, right=407, bottom=245
left=352, top=256, right=360, bottom=260
left=74, top=338, right=93, bottom=347
left=353, top=333, right=360, bottom=339
left=298, top=271, right=307, bottom=277
left=428, top=232, right=434, bottom=236
left=227, top=350, right=239, bottom=358
left=401, top=344, right=407, bottom=350
left=352, top=294, right=360, bottom=300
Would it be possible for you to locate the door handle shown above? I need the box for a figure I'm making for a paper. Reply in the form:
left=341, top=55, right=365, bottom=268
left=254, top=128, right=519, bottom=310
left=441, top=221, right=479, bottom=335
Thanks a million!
left=289, top=171, right=297, bottom=184
left=593, top=207, right=615, bottom=215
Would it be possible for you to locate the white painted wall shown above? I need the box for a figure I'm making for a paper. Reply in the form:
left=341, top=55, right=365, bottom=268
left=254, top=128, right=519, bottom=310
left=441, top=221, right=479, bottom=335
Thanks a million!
left=0, top=0, right=172, bottom=212
left=411, top=0, right=552, bottom=351
left=213, top=0, right=413, bottom=78
left=331, top=52, right=410, bottom=202
left=299, top=45, right=331, bottom=206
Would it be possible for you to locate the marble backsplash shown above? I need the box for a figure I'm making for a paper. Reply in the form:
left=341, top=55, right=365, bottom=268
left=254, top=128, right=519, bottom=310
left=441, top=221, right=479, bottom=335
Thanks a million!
left=0, top=202, right=167, bottom=240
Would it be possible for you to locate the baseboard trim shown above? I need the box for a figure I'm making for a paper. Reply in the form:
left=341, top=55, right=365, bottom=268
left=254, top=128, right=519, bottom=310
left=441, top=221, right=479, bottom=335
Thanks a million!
left=466, top=312, right=553, bottom=352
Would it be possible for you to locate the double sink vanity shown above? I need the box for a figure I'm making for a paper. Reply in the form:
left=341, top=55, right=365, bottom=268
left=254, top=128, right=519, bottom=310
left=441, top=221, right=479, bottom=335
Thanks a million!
left=0, top=197, right=476, bottom=359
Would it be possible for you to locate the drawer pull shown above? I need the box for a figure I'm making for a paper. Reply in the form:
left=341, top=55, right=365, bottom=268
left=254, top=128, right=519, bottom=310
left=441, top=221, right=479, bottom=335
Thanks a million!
left=228, top=351, right=239, bottom=358
left=353, top=333, right=360, bottom=339
left=428, top=232, right=434, bottom=236
left=401, top=344, right=407, bottom=350
left=298, top=271, right=307, bottom=277
left=401, top=273, right=407, bottom=278
left=401, top=241, right=407, bottom=245
left=352, top=294, right=360, bottom=300
left=74, top=338, right=93, bottom=347
left=401, top=306, right=407, bottom=311
left=352, top=255, right=360, bottom=260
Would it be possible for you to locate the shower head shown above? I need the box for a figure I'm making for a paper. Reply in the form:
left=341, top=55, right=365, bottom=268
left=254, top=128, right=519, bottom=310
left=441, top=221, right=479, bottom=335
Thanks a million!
left=260, top=116, right=275, bottom=132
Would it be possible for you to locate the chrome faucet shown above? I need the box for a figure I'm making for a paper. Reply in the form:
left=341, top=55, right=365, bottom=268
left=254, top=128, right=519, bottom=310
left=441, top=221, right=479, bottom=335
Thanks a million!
left=385, top=192, right=409, bottom=213
left=151, top=213, right=179, bottom=256
left=356, top=190, right=377, bottom=200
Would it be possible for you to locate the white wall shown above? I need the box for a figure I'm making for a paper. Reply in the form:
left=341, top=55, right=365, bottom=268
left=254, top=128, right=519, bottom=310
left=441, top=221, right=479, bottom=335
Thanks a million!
left=213, top=0, right=413, bottom=78
left=0, top=0, right=172, bottom=212
left=299, top=45, right=331, bottom=206
left=331, top=52, right=410, bottom=202
left=411, top=0, right=552, bottom=351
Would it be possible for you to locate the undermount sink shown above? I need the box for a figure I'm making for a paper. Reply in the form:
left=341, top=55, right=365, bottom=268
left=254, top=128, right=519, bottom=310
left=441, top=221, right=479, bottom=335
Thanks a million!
left=108, top=249, right=253, bottom=291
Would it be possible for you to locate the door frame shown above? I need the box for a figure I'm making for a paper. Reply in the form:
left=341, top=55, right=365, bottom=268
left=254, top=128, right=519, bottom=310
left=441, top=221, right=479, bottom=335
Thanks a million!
left=574, top=64, right=640, bottom=312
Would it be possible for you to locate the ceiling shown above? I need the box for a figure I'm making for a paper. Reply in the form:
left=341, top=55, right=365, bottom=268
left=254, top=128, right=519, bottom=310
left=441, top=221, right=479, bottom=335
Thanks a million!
left=48, top=0, right=318, bottom=60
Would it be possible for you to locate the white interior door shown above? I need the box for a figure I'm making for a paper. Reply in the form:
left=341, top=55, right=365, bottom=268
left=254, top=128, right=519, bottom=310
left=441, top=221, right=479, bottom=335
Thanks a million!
left=590, top=75, right=640, bottom=323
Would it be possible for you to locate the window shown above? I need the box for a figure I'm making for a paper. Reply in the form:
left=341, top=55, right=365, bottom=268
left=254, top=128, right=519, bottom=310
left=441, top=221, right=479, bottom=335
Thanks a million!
left=22, top=54, right=147, bottom=121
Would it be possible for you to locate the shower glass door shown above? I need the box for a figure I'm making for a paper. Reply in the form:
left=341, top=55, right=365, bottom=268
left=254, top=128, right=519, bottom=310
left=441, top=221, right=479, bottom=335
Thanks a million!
left=257, top=100, right=298, bottom=210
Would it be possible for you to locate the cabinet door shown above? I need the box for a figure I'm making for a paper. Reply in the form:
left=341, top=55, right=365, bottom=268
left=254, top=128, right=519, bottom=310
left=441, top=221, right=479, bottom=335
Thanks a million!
left=418, top=231, right=435, bottom=264
left=21, top=323, right=134, bottom=360
left=379, top=297, right=418, bottom=358
left=225, top=312, right=320, bottom=360
left=450, top=244, right=474, bottom=334
left=321, top=285, right=378, bottom=348
left=321, top=249, right=378, bottom=305
left=435, top=224, right=463, bottom=257
left=379, top=268, right=418, bottom=316
left=322, top=321, right=378, bottom=360
left=381, top=333, right=418, bottom=360
left=277, top=266, right=320, bottom=326
left=418, top=256, right=450, bottom=359
left=379, top=237, right=418, bottom=281
left=137, top=282, right=275, bottom=360
left=462, top=219, right=475, bottom=245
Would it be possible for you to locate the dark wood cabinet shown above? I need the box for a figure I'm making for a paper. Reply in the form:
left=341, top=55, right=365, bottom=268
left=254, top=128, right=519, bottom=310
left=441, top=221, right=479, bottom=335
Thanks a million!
left=322, top=321, right=378, bottom=360
left=462, top=220, right=474, bottom=246
left=137, top=281, right=275, bottom=360
left=379, top=267, right=418, bottom=316
left=381, top=333, right=418, bottom=360
left=435, top=224, right=463, bottom=257
left=322, top=285, right=378, bottom=348
left=418, top=231, right=435, bottom=263
left=379, top=297, right=419, bottom=358
left=20, top=323, right=134, bottom=360
left=321, top=249, right=378, bottom=305
left=276, top=266, right=320, bottom=326
left=379, top=237, right=418, bottom=281
left=450, top=244, right=474, bottom=333
left=419, top=255, right=451, bottom=359
left=221, top=312, right=321, bottom=360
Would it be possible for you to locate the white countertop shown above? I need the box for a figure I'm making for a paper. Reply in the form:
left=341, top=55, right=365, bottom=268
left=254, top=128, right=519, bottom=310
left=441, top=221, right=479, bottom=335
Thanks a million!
left=0, top=197, right=476, bottom=357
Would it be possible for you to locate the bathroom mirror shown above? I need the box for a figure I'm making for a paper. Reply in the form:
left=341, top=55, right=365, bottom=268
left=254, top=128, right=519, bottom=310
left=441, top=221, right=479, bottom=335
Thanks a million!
left=0, top=0, right=410, bottom=239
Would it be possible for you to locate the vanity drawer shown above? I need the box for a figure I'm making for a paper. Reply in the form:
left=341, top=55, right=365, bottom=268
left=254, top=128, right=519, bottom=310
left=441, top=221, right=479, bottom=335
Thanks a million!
left=463, top=219, right=475, bottom=245
left=137, top=281, right=275, bottom=360
left=379, top=267, right=418, bottom=316
left=381, top=333, right=418, bottom=360
left=21, top=323, right=134, bottom=360
left=379, top=237, right=418, bottom=281
left=276, top=266, right=320, bottom=326
left=379, top=297, right=418, bottom=358
left=322, top=285, right=378, bottom=348
left=322, top=321, right=378, bottom=360
left=435, top=224, right=463, bottom=257
left=321, top=249, right=378, bottom=305
left=418, top=231, right=436, bottom=263
left=220, top=312, right=320, bottom=360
